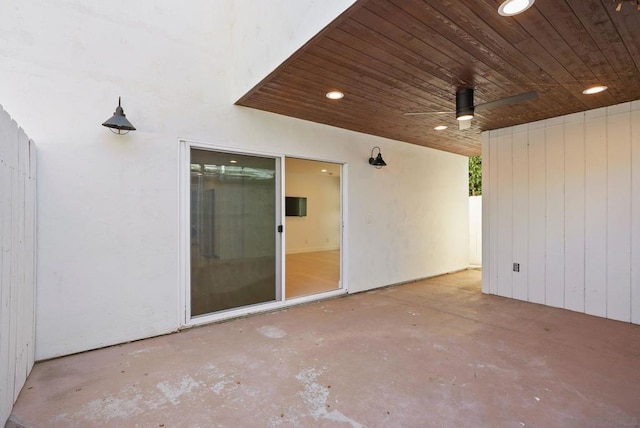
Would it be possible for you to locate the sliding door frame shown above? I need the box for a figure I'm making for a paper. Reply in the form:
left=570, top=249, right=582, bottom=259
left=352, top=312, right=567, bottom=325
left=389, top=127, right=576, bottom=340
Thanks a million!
left=179, top=139, right=347, bottom=328
left=282, top=156, right=347, bottom=300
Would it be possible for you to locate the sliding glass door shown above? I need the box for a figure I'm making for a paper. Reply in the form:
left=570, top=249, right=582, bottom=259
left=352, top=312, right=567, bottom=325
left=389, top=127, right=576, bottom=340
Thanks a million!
left=189, top=148, right=280, bottom=316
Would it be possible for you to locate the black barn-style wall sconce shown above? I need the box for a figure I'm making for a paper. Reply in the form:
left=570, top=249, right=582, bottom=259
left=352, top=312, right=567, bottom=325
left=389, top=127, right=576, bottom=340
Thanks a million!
left=102, top=97, right=136, bottom=134
left=368, top=146, right=387, bottom=168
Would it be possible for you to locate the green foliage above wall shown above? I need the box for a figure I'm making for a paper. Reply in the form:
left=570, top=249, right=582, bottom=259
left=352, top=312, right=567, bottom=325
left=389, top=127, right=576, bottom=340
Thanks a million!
left=469, top=155, right=482, bottom=196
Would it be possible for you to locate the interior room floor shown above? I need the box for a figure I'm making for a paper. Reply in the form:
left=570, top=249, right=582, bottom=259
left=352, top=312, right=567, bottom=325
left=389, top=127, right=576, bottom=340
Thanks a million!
left=285, top=250, right=340, bottom=298
left=8, top=270, right=640, bottom=428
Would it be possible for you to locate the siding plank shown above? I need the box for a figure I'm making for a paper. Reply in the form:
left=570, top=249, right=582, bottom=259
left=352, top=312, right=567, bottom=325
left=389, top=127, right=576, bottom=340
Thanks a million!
left=481, top=132, right=490, bottom=294
left=545, top=123, right=565, bottom=308
left=584, top=108, right=608, bottom=318
left=512, top=128, right=529, bottom=301
left=564, top=114, right=586, bottom=313
left=489, top=132, right=499, bottom=294
left=497, top=130, right=513, bottom=298
left=606, top=105, right=632, bottom=322
left=632, top=101, right=640, bottom=324
left=528, top=125, right=546, bottom=304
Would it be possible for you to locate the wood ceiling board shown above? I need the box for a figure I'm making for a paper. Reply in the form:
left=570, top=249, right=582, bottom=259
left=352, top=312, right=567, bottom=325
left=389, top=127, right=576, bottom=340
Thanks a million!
left=350, top=4, right=515, bottom=99
left=236, top=0, right=640, bottom=157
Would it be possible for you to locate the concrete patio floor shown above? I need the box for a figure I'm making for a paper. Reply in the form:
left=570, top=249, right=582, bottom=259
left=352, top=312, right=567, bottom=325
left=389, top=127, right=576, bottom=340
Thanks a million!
left=7, top=270, right=640, bottom=427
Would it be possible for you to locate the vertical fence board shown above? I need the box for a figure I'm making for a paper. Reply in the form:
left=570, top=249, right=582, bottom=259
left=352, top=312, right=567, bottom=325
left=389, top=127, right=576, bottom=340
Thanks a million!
left=26, top=139, right=37, bottom=372
left=8, top=122, right=20, bottom=401
left=0, top=106, right=37, bottom=426
left=14, top=130, right=29, bottom=397
left=0, top=109, right=15, bottom=423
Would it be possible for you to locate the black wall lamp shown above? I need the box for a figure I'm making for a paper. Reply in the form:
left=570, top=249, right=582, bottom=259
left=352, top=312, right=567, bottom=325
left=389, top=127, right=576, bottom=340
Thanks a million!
left=368, top=146, right=387, bottom=168
left=102, top=97, right=136, bottom=134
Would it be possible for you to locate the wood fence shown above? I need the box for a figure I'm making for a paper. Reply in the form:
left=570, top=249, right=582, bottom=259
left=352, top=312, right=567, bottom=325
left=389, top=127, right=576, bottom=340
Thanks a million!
left=0, top=105, right=36, bottom=425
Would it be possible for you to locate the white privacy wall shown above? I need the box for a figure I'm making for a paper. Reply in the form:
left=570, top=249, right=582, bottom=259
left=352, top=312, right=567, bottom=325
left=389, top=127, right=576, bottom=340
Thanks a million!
left=0, top=0, right=468, bottom=360
left=482, top=100, right=640, bottom=324
left=231, top=0, right=358, bottom=101
left=0, top=106, right=36, bottom=426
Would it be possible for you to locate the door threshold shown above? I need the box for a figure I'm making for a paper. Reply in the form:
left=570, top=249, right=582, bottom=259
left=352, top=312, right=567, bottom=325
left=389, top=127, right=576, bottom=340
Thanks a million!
left=185, top=288, right=347, bottom=328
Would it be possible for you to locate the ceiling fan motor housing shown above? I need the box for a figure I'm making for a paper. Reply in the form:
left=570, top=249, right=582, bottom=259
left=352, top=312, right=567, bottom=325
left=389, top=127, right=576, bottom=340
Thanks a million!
left=456, top=88, right=475, bottom=119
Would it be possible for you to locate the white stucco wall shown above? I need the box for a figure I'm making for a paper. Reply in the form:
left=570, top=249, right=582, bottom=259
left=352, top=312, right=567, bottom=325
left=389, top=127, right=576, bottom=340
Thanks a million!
left=482, top=101, right=640, bottom=324
left=231, top=0, right=358, bottom=100
left=0, top=0, right=469, bottom=360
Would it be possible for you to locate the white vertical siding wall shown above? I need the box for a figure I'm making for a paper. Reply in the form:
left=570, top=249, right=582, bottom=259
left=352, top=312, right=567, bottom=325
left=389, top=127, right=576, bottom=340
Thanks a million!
left=482, top=100, right=640, bottom=324
left=468, top=196, right=482, bottom=266
left=0, top=105, right=36, bottom=426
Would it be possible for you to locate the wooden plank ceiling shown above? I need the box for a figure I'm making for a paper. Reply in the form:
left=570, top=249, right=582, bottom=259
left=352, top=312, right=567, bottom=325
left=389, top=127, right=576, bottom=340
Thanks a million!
left=236, top=0, right=640, bottom=157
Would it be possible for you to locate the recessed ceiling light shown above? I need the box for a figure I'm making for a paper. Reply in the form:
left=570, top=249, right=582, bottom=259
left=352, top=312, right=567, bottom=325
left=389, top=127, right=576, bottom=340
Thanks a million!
left=434, top=125, right=448, bottom=131
left=498, top=0, right=535, bottom=16
left=582, top=85, right=608, bottom=95
left=456, top=115, right=474, bottom=121
left=229, top=159, right=238, bottom=164
left=326, top=91, right=344, bottom=100
left=321, top=169, right=328, bottom=173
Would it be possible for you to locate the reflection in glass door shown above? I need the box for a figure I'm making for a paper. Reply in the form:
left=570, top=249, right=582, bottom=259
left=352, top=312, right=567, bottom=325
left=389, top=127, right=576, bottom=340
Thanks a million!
left=190, top=148, right=279, bottom=316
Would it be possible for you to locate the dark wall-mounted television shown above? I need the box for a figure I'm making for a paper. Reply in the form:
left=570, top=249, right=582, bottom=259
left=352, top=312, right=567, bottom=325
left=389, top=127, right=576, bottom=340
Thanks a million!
left=285, top=196, right=307, bottom=217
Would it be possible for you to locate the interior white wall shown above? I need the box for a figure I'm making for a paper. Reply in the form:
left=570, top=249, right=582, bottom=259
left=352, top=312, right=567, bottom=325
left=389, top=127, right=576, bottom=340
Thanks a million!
left=482, top=100, right=640, bottom=324
left=0, top=106, right=36, bottom=426
left=0, top=0, right=469, bottom=360
left=285, top=163, right=341, bottom=254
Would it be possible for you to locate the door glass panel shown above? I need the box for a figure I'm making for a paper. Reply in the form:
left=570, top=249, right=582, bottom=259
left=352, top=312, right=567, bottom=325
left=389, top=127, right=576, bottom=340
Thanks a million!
left=284, top=158, right=341, bottom=298
left=190, top=148, right=277, bottom=316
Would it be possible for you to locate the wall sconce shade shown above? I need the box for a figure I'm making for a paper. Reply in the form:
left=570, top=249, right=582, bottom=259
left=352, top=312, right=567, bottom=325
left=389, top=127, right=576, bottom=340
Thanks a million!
left=102, top=97, right=136, bottom=134
left=368, top=146, right=387, bottom=168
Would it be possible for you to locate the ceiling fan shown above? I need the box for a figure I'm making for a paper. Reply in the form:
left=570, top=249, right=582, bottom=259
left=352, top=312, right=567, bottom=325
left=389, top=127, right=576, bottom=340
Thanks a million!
left=404, top=88, right=538, bottom=130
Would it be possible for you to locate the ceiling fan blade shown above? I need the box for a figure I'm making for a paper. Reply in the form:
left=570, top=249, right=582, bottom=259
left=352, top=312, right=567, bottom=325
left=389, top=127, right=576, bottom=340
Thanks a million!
left=403, top=111, right=453, bottom=116
left=458, top=119, right=472, bottom=130
left=474, top=91, right=537, bottom=112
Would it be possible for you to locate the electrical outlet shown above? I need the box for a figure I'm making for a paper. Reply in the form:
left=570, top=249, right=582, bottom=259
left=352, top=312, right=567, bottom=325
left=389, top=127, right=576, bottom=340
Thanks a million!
left=513, top=263, right=520, bottom=272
